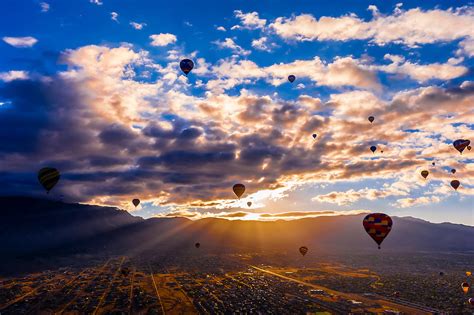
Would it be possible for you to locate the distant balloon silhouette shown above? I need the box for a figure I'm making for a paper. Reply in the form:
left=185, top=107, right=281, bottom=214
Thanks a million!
left=368, top=116, right=374, bottom=123
left=462, top=282, right=470, bottom=294
left=195, top=242, right=200, bottom=249
left=288, top=75, right=295, bottom=83
left=247, top=201, right=252, bottom=207
left=451, top=180, right=460, bottom=190
left=312, top=133, right=317, bottom=139
left=453, top=139, right=470, bottom=154
left=439, top=271, right=445, bottom=276
left=468, top=145, right=472, bottom=151
left=132, top=199, right=140, bottom=207
left=432, top=162, right=435, bottom=166
left=469, top=298, right=474, bottom=306
left=233, top=183, right=246, bottom=199
left=363, top=213, right=392, bottom=249
left=38, top=167, right=60, bottom=193
left=180, top=59, right=194, bottom=75
left=370, top=145, right=377, bottom=153
left=421, top=170, right=429, bottom=179
left=451, top=169, right=456, bottom=174
left=299, top=246, right=308, bottom=256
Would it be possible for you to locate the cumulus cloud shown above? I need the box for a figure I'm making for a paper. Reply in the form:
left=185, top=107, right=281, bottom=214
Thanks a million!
left=90, top=0, right=103, bottom=5
left=213, top=38, right=251, bottom=56
left=0, top=71, right=29, bottom=82
left=111, top=12, right=119, bottom=22
left=216, top=26, right=226, bottom=32
left=232, top=10, right=266, bottom=30
left=269, top=6, right=474, bottom=53
left=251, top=37, right=277, bottom=52
left=150, top=33, right=177, bottom=47
left=3, top=36, right=38, bottom=48
left=40, top=2, right=50, bottom=12
left=130, top=22, right=146, bottom=30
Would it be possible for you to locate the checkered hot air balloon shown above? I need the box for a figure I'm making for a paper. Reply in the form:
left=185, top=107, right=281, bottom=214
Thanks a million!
left=363, top=213, right=393, bottom=249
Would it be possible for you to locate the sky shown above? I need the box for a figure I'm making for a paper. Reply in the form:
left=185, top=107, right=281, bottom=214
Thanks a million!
left=0, top=0, right=473, bottom=225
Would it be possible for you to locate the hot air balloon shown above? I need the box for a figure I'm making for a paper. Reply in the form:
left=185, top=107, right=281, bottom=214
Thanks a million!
left=247, top=201, right=252, bottom=207
left=299, top=246, right=308, bottom=256
left=38, top=167, right=60, bottom=193
left=469, top=298, right=474, bottom=306
left=453, top=139, right=470, bottom=154
left=312, top=133, right=317, bottom=139
left=468, top=146, right=472, bottom=151
left=233, top=183, right=246, bottom=199
left=368, top=116, right=375, bottom=123
left=451, top=180, right=460, bottom=190
left=432, top=162, right=435, bottom=166
left=370, top=146, right=377, bottom=153
left=439, top=271, right=445, bottom=276
left=451, top=169, right=456, bottom=174
left=462, top=282, right=470, bottom=294
left=421, top=170, right=429, bottom=179
left=132, top=199, right=140, bottom=208
left=466, top=271, right=472, bottom=277
left=363, top=213, right=393, bottom=249
left=195, top=242, right=200, bottom=249
left=180, top=59, right=194, bottom=75
left=288, top=75, right=295, bottom=83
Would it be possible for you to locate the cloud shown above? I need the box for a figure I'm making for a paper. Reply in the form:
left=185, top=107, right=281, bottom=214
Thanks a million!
left=251, top=37, right=277, bottom=52
left=233, top=10, right=266, bottom=30
left=150, top=33, right=177, bottom=47
left=213, top=38, right=251, bottom=56
left=130, top=22, right=146, bottom=30
left=269, top=6, right=474, bottom=52
left=0, top=71, right=29, bottom=82
left=40, top=2, right=50, bottom=12
left=216, top=26, right=226, bottom=32
left=90, top=0, right=103, bottom=5
left=111, top=12, right=119, bottom=22
left=3, top=36, right=38, bottom=48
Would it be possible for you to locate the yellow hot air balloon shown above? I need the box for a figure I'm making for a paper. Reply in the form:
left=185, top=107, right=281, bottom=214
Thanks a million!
left=233, top=183, right=245, bottom=199
left=38, top=167, right=60, bottom=193
left=467, top=271, right=472, bottom=277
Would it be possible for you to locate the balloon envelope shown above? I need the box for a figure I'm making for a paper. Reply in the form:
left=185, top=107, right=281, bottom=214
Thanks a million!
left=469, top=298, right=474, bottom=306
left=451, top=180, right=460, bottom=190
left=421, top=170, right=429, bottom=179
left=462, top=282, right=470, bottom=294
left=363, top=213, right=393, bottom=249
left=288, top=75, right=295, bottom=83
left=312, top=133, right=317, bottom=139
left=466, top=271, right=472, bottom=277
left=38, top=167, right=60, bottom=193
left=233, top=183, right=246, bottom=198
left=195, top=242, right=200, bottom=248
left=370, top=145, right=377, bottom=153
left=132, top=198, right=140, bottom=207
left=247, top=201, right=252, bottom=207
left=453, top=139, right=470, bottom=154
left=180, top=59, right=194, bottom=75
left=468, top=146, right=472, bottom=151
left=299, top=246, right=308, bottom=256
left=451, top=169, right=456, bottom=174
left=368, top=116, right=375, bottom=123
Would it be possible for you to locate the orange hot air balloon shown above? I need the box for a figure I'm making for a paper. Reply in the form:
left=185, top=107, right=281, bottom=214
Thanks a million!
left=421, top=170, right=429, bottom=179
left=451, top=180, right=460, bottom=190
left=363, top=213, right=393, bottom=249
left=462, top=282, right=470, bottom=294
left=466, top=271, right=472, bottom=277
left=299, top=246, right=308, bottom=256
left=233, top=183, right=246, bottom=199
left=132, top=198, right=140, bottom=207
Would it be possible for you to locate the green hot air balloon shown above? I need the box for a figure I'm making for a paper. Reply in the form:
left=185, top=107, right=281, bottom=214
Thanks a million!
left=38, top=167, right=60, bottom=193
